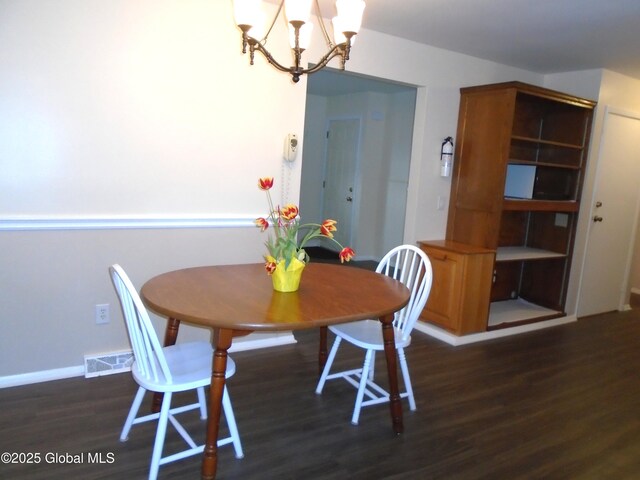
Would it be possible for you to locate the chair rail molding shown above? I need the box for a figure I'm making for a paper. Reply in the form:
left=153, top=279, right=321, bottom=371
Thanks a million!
left=0, top=215, right=259, bottom=231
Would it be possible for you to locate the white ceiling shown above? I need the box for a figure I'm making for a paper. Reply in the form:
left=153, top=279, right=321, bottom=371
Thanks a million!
left=275, top=0, right=640, bottom=82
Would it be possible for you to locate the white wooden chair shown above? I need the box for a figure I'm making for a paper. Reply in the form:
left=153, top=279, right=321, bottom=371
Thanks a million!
left=109, top=264, right=243, bottom=480
left=315, top=245, right=433, bottom=425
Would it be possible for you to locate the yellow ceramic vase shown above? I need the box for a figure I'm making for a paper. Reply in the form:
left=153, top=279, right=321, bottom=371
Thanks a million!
left=271, top=257, right=305, bottom=292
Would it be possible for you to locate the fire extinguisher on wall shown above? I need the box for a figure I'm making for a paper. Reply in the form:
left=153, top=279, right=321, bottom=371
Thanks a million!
left=440, top=136, right=454, bottom=177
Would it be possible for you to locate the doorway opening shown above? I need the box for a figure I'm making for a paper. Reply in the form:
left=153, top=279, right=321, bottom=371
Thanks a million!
left=300, top=68, right=417, bottom=262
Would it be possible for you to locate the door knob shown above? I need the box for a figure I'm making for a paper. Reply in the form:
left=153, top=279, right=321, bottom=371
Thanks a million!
left=346, top=196, right=353, bottom=202
left=593, top=215, right=603, bottom=222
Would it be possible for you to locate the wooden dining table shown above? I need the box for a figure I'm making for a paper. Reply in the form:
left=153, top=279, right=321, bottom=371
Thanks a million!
left=140, top=262, right=411, bottom=480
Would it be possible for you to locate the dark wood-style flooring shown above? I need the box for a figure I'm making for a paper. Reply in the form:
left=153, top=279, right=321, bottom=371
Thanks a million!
left=1, top=310, right=640, bottom=479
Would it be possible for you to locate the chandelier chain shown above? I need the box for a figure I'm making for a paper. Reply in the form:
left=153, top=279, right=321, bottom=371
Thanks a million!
left=314, top=0, right=335, bottom=49
left=261, top=0, right=284, bottom=46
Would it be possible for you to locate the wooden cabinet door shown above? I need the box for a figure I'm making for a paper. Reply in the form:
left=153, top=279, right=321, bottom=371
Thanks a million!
left=423, top=250, right=463, bottom=332
left=419, top=241, right=494, bottom=335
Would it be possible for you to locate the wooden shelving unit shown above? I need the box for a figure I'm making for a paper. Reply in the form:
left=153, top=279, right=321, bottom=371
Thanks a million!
left=421, top=81, right=595, bottom=334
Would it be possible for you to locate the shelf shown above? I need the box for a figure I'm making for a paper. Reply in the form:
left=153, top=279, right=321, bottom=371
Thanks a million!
left=502, top=199, right=579, bottom=212
left=507, top=159, right=581, bottom=170
left=488, top=298, right=562, bottom=328
left=511, top=135, right=584, bottom=150
left=496, top=246, right=566, bottom=262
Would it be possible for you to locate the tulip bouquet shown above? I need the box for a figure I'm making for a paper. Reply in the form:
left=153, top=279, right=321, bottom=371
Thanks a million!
left=255, top=177, right=355, bottom=276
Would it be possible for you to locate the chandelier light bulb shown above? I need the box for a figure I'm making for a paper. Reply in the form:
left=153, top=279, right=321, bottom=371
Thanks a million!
left=247, top=10, right=266, bottom=40
left=331, top=16, right=356, bottom=46
left=335, top=0, right=365, bottom=33
left=284, top=0, right=313, bottom=23
left=233, top=0, right=262, bottom=27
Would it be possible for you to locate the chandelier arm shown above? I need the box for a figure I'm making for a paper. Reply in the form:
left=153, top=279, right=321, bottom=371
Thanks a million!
left=249, top=40, right=301, bottom=75
left=247, top=34, right=351, bottom=80
left=302, top=45, right=348, bottom=75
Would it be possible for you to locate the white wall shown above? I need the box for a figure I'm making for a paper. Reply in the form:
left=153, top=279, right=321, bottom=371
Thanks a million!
left=381, top=90, right=416, bottom=256
left=300, top=94, right=328, bottom=226
left=0, top=0, right=309, bottom=380
left=1, top=0, right=549, bottom=380
left=545, top=70, right=640, bottom=312
left=0, top=0, right=305, bottom=218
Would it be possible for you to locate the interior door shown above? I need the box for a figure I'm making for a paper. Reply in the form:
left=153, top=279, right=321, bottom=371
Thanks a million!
left=578, top=108, right=640, bottom=316
left=321, top=117, right=360, bottom=248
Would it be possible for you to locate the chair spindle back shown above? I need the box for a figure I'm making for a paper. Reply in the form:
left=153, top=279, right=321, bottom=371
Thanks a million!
left=109, top=264, right=172, bottom=384
left=376, top=245, right=433, bottom=341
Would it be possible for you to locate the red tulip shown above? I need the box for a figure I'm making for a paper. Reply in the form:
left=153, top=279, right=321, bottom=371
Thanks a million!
left=264, top=261, right=277, bottom=275
left=258, top=177, right=274, bottom=190
left=254, top=217, right=269, bottom=232
left=320, top=219, right=337, bottom=237
left=339, top=247, right=355, bottom=263
left=280, top=204, right=299, bottom=221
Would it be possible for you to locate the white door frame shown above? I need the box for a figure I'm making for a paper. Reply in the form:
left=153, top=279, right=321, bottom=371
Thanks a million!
left=576, top=105, right=640, bottom=314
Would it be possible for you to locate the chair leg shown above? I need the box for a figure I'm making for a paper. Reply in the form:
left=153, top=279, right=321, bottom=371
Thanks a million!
left=351, top=349, right=374, bottom=425
left=222, top=386, right=244, bottom=459
left=368, top=353, right=376, bottom=381
left=120, top=386, right=146, bottom=442
left=398, top=347, right=416, bottom=411
left=315, top=336, right=342, bottom=394
left=197, top=386, right=207, bottom=420
left=148, top=392, right=172, bottom=480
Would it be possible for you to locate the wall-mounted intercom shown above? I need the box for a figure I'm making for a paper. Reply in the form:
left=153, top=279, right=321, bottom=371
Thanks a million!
left=284, top=133, right=298, bottom=162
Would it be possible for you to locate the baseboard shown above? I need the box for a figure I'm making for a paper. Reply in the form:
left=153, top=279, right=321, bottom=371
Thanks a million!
left=0, top=333, right=297, bottom=389
left=414, top=315, right=578, bottom=346
left=0, top=365, right=85, bottom=389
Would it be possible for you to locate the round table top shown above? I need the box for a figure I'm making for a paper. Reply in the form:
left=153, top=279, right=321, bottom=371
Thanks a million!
left=140, top=262, right=410, bottom=331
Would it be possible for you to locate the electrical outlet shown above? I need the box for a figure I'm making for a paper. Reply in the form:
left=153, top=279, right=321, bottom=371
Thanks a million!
left=555, top=212, right=569, bottom=228
left=95, top=304, right=110, bottom=325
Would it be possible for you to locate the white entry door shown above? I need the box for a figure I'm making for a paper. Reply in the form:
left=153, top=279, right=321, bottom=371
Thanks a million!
left=321, top=118, right=360, bottom=248
left=578, top=108, right=640, bottom=316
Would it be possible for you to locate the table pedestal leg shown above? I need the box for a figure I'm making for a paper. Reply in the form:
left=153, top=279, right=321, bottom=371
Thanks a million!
left=318, top=326, right=328, bottom=376
left=380, top=313, right=404, bottom=434
left=201, top=328, right=233, bottom=480
left=151, top=317, right=181, bottom=413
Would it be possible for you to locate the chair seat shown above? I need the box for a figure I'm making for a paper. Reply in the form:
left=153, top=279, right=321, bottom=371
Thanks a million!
left=132, top=341, right=236, bottom=393
left=329, top=320, right=411, bottom=351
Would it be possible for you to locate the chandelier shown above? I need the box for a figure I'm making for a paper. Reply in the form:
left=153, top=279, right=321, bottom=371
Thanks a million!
left=232, top=0, right=366, bottom=83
